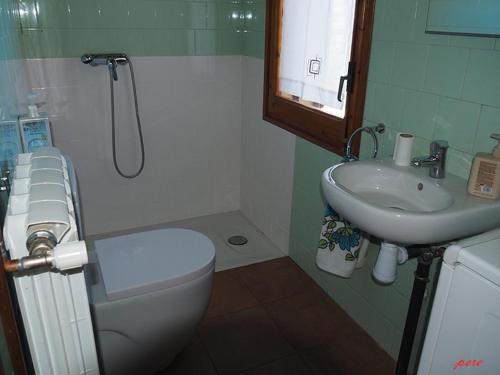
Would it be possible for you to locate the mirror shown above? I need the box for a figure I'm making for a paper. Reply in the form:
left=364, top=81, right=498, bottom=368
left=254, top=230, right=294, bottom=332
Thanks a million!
left=426, top=0, right=500, bottom=36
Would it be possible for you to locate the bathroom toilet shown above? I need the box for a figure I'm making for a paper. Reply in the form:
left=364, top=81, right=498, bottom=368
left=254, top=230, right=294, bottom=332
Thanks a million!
left=85, top=228, right=215, bottom=375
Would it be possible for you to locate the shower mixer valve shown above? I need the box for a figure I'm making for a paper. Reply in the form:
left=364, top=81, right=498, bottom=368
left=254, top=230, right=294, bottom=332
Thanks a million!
left=81, top=53, right=128, bottom=81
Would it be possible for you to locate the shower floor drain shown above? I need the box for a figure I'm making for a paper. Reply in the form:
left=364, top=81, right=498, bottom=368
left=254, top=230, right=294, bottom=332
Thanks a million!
left=228, top=235, right=248, bottom=246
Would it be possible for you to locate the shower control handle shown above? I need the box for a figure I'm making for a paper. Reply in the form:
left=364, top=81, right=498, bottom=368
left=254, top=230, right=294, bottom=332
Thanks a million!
left=81, top=53, right=129, bottom=67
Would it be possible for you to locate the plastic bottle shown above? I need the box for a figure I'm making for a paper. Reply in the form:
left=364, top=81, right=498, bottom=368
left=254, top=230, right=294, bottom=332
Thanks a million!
left=467, top=133, right=500, bottom=200
left=19, top=92, right=52, bottom=152
left=0, top=105, right=23, bottom=170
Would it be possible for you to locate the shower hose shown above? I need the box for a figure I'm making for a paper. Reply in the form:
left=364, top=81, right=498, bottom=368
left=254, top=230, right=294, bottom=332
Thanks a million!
left=109, top=57, right=145, bottom=178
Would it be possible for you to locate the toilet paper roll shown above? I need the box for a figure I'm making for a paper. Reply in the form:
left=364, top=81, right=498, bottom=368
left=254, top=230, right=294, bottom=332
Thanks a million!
left=393, top=133, right=414, bottom=166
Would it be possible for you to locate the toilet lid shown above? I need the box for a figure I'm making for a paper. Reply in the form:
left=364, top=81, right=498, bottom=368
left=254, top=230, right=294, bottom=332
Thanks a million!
left=94, top=228, right=215, bottom=301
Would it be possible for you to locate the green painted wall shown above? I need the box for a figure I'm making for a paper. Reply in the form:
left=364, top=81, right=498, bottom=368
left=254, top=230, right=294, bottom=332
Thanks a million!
left=19, top=0, right=248, bottom=58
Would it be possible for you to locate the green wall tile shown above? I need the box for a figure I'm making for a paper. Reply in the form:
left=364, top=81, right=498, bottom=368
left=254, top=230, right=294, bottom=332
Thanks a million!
left=400, top=90, right=439, bottom=139
left=242, top=31, right=264, bottom=59
left=383, top=289, right=410, bottom=331
left=364, top=82, right=405, bottom=129
left=18, top=0, right=38, bottom=28
left=67, top=0, right=100, bottom=29
left=434, top=97, right=480, bottom=153
left=17, top=0, right=245, bottom=58
left=0, top=0, right=23, bottom=120
left=36, top=0, right=71, bottom=29
left=245, top=0, right=265, bottom=32
left=378, top=0, right=417, bottom=42
left=446, top=148, right=473, bottom=179
left=423, top=46, right=469, bottom=98
left=127, top=1, right=159, bottom=29
left=144, top=29, right=196, bottom=56
left=449, top=35, right=496, bottom=49
left=463, top=49, right=500, bottom=108
left=214, top=1, right=243, bottom=30
left=411, top=0, right=450, bottom=46
left=195, top=29, right=241, bottom=55
left=391, top=43, right=429, bottom=89
left=368, top=40, right=395, bottom=84
left=474, top=105, right=500, bottom=154
left=380, top=126, right=399, bottom=157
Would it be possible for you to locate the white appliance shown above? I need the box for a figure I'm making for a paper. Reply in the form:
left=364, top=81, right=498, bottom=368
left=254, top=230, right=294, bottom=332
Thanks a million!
left=418, top=228, right=500, bottom=375
left=3, top=148, right=99, bottom=374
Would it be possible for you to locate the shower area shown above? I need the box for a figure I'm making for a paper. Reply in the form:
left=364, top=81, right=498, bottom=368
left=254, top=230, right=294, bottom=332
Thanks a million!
left=4, top=0, right=295, bottom=270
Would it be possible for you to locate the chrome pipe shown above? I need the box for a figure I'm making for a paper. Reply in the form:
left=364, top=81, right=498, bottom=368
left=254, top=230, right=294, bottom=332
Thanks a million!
left=4, top=253, right=54, bottom=273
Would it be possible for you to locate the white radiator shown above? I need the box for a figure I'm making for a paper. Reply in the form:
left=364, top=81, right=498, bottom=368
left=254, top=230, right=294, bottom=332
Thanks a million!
left=3, top=148, right=99, bottom=374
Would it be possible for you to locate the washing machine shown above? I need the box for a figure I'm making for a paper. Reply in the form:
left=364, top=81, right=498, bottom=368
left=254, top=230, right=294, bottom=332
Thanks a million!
left=417, top=228, right=500, bottom=375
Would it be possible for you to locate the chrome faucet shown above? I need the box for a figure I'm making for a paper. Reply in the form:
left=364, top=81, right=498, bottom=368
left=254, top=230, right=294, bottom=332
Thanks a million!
left=81, top=53, right=128, bottom=81
left=345, top=123, right=385, bottom=161
left=411, top=140, right=449, bottom=179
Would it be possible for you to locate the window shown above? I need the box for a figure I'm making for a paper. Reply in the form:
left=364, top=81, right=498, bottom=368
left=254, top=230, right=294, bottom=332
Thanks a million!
left=264, top=0, right=375, bottom=155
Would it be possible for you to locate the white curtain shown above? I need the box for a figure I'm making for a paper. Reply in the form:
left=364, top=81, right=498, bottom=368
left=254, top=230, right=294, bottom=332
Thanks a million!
left=279, top=0, right=357, bottom=110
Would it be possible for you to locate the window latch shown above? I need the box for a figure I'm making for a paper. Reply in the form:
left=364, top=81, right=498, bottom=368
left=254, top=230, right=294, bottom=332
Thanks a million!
left=337, top=61, right=356, bottom=102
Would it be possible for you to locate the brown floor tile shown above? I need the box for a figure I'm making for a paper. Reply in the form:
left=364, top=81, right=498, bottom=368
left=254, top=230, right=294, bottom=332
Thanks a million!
left=264, top=285, right=358, bottom=351
left=158, top=336, right=217, bottom=375
left=205, top=270, right=259, bottom=319
left=301, top=332, right=396, bottom=375
left=199, top=306, right=294, bottom=375
left=239, top=355, right=312, bottom=375
left=234, top=257, right=316, bottom=303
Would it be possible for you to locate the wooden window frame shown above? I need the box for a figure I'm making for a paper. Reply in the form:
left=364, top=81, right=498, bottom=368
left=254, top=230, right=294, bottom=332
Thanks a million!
left=263, top=0, right=376, bottom=155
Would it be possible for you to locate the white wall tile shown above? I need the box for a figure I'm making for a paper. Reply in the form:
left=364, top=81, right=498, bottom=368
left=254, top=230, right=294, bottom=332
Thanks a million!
left=25, top=56, right=243, bottom=235
left=240, top=57, right=296, bottom=254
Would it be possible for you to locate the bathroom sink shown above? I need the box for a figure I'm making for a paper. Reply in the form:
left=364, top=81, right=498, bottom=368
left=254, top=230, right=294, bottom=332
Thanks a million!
left=321, top=159, right=500, bottom=245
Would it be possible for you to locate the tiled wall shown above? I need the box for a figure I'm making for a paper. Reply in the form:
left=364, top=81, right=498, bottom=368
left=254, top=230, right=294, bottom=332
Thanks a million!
left=364, top=0, right=500, bottom=178
left=242, top=0, right=265, bottom=58
left=255, top=0, right=500, bottom=359
left=18, top=0, right=247, bottom=58
left=27, top=56, right=243, bottom=236
left=17, top=0, right=296, bottom=248
left=0, top=0, right=26, bottom=111
left=240, top=56, right=295, bottom=253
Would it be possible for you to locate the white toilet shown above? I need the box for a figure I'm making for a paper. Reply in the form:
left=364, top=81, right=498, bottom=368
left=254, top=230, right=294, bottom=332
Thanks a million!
left=85, top=228, right=215, bottom=375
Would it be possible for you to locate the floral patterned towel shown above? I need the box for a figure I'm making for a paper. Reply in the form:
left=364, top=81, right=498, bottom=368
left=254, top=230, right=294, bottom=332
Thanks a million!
left=316, top=205, right=368, bottom=277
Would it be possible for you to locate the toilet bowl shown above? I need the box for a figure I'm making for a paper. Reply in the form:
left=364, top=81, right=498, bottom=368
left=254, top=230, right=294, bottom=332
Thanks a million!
left=85, top=228, right=215, bottom=375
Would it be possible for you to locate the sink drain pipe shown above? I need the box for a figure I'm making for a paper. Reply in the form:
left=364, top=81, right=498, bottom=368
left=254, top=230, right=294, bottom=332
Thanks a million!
left=396, top=246, right=444, bottom=375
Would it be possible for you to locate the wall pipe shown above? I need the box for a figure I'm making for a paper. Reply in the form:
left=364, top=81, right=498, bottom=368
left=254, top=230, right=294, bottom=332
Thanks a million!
left=396, top=246, right=445, bottom=375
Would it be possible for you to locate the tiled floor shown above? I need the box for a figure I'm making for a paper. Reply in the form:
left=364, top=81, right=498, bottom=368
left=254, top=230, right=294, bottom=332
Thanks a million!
left=160, top=257, right=396, bottom=375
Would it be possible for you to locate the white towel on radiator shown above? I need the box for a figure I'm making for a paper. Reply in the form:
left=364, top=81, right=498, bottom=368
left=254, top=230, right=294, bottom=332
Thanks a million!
left=316, top=205, right=369, bottom=278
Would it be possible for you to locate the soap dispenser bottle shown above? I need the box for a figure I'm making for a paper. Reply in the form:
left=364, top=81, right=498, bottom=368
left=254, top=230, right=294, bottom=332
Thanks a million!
left=19, top=92, right=52, bottom=152
left=0, top=105, right=22, bottom=170
left=467, top=133, right=500, bottom=200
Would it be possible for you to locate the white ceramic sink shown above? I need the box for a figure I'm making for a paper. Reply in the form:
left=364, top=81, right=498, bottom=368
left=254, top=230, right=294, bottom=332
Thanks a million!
left=321, top=159, right=500, bottom=245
